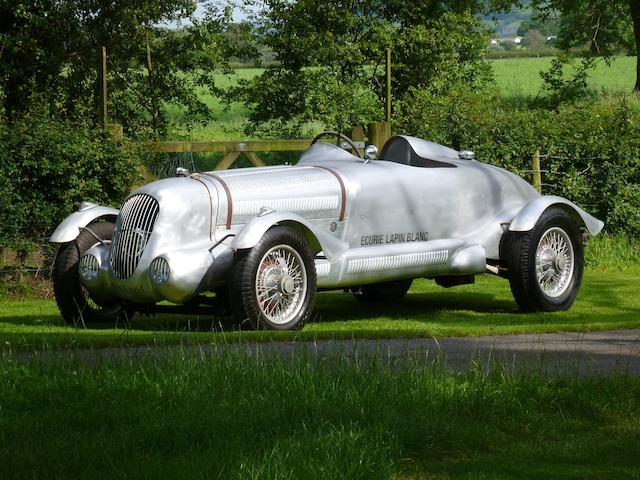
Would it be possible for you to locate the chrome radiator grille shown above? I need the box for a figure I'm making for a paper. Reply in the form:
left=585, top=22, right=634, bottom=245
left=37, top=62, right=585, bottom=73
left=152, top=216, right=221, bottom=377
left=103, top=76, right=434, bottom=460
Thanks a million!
left=110, top=194, right=159, bottom=280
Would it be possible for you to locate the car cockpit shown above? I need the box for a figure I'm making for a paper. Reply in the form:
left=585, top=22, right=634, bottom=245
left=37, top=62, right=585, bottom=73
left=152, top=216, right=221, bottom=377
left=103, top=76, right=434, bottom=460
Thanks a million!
left=380, top=136, right=457, bottom=168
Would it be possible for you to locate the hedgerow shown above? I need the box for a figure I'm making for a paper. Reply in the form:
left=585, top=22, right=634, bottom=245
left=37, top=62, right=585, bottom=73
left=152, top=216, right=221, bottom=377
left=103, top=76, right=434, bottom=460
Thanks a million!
left=0, top=111, right=143, bottom=255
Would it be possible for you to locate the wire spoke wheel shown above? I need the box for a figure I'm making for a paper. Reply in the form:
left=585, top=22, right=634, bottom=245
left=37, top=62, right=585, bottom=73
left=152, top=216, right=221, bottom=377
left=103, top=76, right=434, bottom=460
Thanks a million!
left=229, top=226, right=316, bottom=330
left=535, top=227, right=574, bottom=298
left=256, top=245, right=307, bottom=325
left=502, top=206, right=584, bottom=312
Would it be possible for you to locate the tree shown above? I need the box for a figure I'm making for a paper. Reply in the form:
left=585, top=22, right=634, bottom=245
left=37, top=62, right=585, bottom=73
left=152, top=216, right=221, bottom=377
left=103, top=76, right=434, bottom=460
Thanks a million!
left=522, top=28, right=548, bottom=48
left=0, top=0, right=78, bottom=118
left=232, top=0, right=493, bottom=135
left=0, top=1, right=248, bottom=134
left=530, top=0, right=640, bottom=90
left=517, top=17, right=559, bottom=37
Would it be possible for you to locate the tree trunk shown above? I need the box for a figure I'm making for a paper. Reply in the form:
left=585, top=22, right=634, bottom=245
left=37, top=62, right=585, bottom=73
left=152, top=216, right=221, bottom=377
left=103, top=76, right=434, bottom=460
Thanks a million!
left=630, top=0, right=640, bottom=91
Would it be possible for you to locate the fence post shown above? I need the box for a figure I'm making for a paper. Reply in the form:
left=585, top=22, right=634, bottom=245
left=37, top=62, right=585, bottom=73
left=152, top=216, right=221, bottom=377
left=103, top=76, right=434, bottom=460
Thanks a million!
left=531, top=150, right=542, bottom=194
left=385, top=48, right=392, bottom=130
left=145, top=40, right=160, bottom=134
left=350, top=126, right=365, bottom=156
left=99, top=46, right=108, bottom=126
left=368, top=122, right=389, bottom=151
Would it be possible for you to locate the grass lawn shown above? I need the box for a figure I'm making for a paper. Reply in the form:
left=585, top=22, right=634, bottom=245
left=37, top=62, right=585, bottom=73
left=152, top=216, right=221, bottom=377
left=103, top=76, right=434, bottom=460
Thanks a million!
left=1, top=265, right=639, bottom=351
left=1, top=351, right=639, bottom=479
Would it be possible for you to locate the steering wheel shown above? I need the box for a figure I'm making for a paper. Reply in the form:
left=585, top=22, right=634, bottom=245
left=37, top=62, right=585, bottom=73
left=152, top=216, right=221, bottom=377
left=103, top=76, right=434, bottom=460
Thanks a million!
left=311, top=131, right=362, bottom=159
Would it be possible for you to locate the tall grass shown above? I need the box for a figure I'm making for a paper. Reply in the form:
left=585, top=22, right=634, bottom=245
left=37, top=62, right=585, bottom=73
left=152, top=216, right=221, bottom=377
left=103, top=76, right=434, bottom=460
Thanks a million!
left=1, top=350, right=639, bottom=479
left=585, top=233, right=640, bottom=270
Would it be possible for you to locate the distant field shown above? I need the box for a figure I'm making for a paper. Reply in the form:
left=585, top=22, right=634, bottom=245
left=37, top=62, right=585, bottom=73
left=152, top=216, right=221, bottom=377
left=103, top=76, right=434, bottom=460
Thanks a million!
left=491, top=55, right=636, bottom=99
left=167, top=56, right=637, bottom=140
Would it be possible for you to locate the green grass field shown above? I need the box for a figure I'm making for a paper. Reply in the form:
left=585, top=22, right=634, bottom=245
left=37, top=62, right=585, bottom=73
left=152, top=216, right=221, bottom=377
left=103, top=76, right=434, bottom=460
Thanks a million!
left=2, top=263, right=639, bottom=351
left=491, top=55, right=637, bottom=100
left=2, top=350, right=639, bottom=479
left=166, top=56, right=638, bottom=140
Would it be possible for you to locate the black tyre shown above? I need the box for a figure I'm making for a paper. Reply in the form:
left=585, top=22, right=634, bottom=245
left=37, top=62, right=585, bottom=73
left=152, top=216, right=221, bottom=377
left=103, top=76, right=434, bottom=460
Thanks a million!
left=229, top=226, right=317, bottom=330
left=53, top=222, right=132, bottom=325
left=502, top=207, right=584, bottom=312
left=352, top=279, right=413, bottom=302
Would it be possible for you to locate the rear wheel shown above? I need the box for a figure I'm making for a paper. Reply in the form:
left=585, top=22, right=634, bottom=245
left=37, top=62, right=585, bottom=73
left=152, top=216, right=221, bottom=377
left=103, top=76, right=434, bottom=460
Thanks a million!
left=53, top=222, right=133, bottom=325
left=229, top=226, right=317, bottom=330
left=502, top=207, right=584, bottom=312
left=353, top=279, right=413, bottom=302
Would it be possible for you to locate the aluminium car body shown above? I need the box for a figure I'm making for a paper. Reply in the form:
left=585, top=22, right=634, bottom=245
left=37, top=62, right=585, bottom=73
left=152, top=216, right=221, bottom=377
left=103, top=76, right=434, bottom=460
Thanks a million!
left=50, top=134, right=603, bottom=329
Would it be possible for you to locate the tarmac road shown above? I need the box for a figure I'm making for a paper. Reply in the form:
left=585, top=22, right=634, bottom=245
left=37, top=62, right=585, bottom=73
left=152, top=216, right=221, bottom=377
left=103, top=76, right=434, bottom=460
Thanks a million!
left=18, top=329, right=640, bottom=377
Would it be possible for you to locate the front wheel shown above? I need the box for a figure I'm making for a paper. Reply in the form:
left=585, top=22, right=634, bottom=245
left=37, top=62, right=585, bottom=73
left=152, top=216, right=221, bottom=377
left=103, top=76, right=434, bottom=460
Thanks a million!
left=502, top=207, right=584, bottom=312
left=53, top=221, right=133, bottom=325
left=229, top=226, right=317, bottom=330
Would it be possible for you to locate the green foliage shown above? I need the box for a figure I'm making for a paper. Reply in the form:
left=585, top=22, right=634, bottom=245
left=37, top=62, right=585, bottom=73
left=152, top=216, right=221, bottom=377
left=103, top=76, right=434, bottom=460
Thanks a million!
left=0, top=1, right=252, bottom=134
left=521, top=28, right=548, bottom=49
left=517, top=17, right=559, bottom=37
left=232, top=0, right=494, bottom=135
left=0, top=110, right=142, bottom=248
left=485, top=47, right=560, bottom=58
left=230, top=0, right=393, bottom=134
left=0, top=0, right=77, bottom=117
left=391, top=11, right=492, bottom=99
left=551, top=0, right=634, bottom=55
left=232, top=67, right=382, bottom=137
left=539, top=54, right=597, bottom=104
left=396, top=88, right=640, bottom=236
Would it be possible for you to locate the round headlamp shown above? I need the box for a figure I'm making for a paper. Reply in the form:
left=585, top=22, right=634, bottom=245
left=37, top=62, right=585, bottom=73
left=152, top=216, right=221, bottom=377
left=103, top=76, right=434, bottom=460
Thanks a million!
left=78, top=254, right=100, bottom=282
left=150, top=257, right=170, bottom=285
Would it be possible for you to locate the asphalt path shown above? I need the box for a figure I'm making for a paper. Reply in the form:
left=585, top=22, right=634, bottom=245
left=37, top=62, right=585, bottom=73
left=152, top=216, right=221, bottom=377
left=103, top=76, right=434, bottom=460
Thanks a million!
left=18, top=329, right=640, bottom=377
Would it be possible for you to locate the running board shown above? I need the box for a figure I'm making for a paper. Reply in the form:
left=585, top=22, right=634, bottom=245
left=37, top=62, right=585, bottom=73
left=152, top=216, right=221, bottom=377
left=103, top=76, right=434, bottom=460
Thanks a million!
left=315, top=240, right=486, bottom=288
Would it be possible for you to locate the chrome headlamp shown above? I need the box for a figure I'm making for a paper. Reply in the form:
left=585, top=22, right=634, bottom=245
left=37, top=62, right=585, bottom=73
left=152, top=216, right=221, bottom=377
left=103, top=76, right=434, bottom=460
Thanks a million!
left=150, top=257, right=170, bottom=285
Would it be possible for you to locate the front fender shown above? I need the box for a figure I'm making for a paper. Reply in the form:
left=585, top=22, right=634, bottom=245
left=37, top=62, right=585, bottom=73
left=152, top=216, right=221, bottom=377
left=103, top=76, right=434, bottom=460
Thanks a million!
left=232, top=212, right=348, bottom=261
left=509, top=195, right=604, bottom=236
left=49, top=203, right=120, bottom=243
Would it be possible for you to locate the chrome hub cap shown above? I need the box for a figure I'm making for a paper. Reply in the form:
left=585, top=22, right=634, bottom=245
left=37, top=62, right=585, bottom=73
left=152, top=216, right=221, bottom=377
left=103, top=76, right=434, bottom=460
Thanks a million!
left=256, top=245, right=307, bottom=325
left=535, top=227, right=574, bottom=298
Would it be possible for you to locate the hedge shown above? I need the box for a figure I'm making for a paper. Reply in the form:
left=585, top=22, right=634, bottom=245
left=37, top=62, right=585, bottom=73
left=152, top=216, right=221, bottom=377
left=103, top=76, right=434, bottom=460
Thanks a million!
left=0, top=113, right=143, bottom=254
left=396, top=89, right=640, bottom=236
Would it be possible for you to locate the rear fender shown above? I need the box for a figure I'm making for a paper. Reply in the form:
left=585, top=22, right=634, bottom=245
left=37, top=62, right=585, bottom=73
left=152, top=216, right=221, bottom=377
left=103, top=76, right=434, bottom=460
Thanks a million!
left=509, top=195, right=604, bottom=236
left=49, top=203, right=120, bottom=243
left=232, top=212, right=348, bottom=261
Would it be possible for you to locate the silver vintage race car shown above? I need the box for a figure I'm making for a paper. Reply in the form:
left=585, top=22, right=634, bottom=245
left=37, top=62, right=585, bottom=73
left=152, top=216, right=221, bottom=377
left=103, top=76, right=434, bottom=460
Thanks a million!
left=50, top=133, right=604, bottom=329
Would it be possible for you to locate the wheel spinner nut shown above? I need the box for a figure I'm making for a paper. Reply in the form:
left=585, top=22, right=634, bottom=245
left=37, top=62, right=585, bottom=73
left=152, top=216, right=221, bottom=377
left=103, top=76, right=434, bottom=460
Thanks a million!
left=281, top=276, right=295, bottom=295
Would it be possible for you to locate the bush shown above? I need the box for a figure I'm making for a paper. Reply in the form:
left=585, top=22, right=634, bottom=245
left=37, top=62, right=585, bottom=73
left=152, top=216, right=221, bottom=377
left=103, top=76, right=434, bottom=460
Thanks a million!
left=0, top=112, right=143, bottom=251
left=396, top=88, right=640, bottom=236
